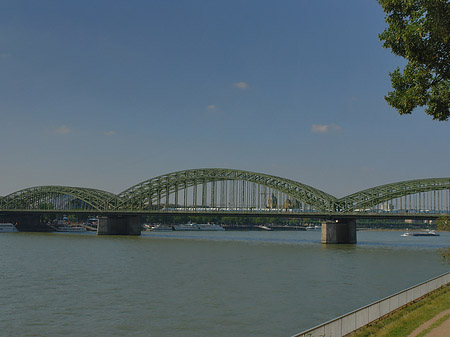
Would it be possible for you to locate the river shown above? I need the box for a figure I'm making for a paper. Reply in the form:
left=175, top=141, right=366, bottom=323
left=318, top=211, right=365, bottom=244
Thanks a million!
left=1, top=230, right=449, bottom=337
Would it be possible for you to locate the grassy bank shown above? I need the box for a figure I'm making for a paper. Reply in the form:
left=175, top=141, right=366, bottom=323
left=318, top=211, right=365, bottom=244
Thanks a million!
left=347, top=282, right=450, bottom=337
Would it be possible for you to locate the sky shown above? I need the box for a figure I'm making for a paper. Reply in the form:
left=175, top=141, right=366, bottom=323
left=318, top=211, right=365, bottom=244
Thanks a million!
left=1, top=0, right=449, bottom=198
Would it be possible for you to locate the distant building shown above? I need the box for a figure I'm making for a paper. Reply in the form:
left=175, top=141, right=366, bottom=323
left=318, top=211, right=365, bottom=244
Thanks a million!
left=266, top=194, right=277, bottom=208
left=380, top=203, right=394, bottom=211
left=405, top=219, right=434, bottom=225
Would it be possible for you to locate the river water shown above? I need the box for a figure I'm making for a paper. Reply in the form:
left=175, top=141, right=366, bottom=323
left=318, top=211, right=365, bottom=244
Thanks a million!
left=1, top=230, right=449, bottom=337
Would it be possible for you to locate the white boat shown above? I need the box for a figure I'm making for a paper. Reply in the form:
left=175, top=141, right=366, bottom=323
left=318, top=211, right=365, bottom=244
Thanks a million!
left=256, top=225, right=271, bottom=231
left=196, top=224, right=225, bottom=231
left=149, top=224, right=173, bottom=231
left=306, top=224, right=321, bottom=231
left=54, top=225, right=87, bottom=232
left=172, top=223, right=199, bottom=231
left=173, top=223, right=225, bottom=231
left=401, top=229, right=439, bottom=237
left=85, top=217, right=99, bottom=228
left=0, top=223, right=18, bottom=233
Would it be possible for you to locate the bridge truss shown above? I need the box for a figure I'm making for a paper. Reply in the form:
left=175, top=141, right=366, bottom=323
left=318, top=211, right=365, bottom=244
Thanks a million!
left=339, top=178, right=450, bottom=214
left=116, top=168, right=338, bottom=212
left=1, top=169, right=449, bottom=215
left=0, top=186, right=118, bottom=211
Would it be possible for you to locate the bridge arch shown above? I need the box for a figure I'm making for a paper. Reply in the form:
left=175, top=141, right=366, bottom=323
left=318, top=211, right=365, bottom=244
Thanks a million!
left=0, top=186, right=119, bottom=211
left=1, top=173, right=449, bottom=215
left=117, top=168, right=338, bottom=212
left=338, top=178, right=450, bottom=212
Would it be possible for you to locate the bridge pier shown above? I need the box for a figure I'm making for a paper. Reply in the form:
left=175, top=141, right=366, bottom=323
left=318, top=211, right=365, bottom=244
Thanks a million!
left=97, top=215, right=142, bottom=235
left=321, top=219, right=356, bottom=244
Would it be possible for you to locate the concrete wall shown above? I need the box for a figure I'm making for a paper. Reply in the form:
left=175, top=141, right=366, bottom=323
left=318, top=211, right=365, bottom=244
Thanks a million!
left=292, top=271, right=450, bottom=337
left=321, top=220, right=357, bottom=244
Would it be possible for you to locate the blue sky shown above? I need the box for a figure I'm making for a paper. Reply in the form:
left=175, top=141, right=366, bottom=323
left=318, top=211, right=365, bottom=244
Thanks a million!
left=1, top=0, right=449, bottom=198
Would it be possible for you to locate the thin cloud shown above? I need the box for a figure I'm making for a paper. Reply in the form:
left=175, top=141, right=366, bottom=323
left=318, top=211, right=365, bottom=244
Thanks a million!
left=205, top=104, right=221, bottom=117
left=55, top=125, right=71, bottom=135
left=0, top=53, right=9, bottom=59
left=331, top=124, right=341, bottom=131
left=234, top=81, right=248, bottom=89
left=311, top=124, right=341, bottom=134
left=104, top=130, right=116, bottom=136
left=312, top=124, right=329, bottom=133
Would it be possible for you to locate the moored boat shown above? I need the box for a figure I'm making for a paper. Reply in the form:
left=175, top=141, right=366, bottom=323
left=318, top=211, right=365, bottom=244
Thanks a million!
left=172, top=223, right=225, bottom=231
left=172, top=223, right=199, bottom=231
left=149, top=224, right=173, bottom=231
left=255, top=225, right=271, bottom=231
left=0, top=223, right=19, bottom=233
left=196, top=223, right=225, bottom=231
left=306, top=224, right=321, bottom=231
left=401, top=229, right=439, bottom=237
left=53, top=225, right=87, bottom=232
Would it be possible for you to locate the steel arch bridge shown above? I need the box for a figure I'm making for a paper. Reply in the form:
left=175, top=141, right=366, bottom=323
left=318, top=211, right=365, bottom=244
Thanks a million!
left=0, top=186, right=119, bottom=212
left=116, top=168, right=338, bottom=212
left=339, top=178, right=450, bottom=213
left=0, top=169, right=449, bottom=215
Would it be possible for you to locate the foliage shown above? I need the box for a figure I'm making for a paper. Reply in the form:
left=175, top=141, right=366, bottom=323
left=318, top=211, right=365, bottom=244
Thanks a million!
left=437, top=214, right=450, bottom=231
left=415, top=313, right=450, bottom=337
left=347, top=283, right=450, bottom=337
left=378, top=0, right=450, bottom=120
left=440, top=247, right=450, bottom=263
left=437, top=215, right=450, bottom=263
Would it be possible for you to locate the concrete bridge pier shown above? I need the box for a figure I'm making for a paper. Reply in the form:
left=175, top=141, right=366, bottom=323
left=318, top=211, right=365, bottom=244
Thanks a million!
left=321, top=219, right=356, bottom=244
left=97, top=215, right=142, bottom=235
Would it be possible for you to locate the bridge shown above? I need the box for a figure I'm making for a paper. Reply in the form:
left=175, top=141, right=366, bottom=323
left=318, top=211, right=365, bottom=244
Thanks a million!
left=1, top=168, right=449, bottom=243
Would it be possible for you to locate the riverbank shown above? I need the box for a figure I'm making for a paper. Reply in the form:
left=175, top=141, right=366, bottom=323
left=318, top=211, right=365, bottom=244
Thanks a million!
left=347, top=282, right=450, bottom=337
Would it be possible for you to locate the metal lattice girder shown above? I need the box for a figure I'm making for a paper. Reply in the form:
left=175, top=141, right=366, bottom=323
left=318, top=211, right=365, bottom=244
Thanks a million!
left=338, top=178, right=450, bottom=212
left=0, top=186, right=119, bottom=211
left=117, top=168, right=338, bottom=212
left=1, top=171, right=449, bottom=214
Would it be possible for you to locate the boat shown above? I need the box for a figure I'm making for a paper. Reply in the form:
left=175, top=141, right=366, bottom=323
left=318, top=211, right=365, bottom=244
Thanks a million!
left=172, top=223, right=225, bottom=231
left=85, top=217, right=99, bottom=228
left=255, top=225, right=271, bottom=231
left=53, top=225, right=87, bottom=232
left=0, top=223, right=19, bottom=233
left=148, top=224, right=173, bottom=231
left=196, top=223, right=225, bottom=231
left=306, top=224, right=321, bottom=231
left=401, top=229, right=440, bottom=237
left=172, top=223, right=199, bottom=231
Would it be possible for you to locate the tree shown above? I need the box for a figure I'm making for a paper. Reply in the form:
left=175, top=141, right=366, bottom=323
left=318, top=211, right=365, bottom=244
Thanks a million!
left=378, top=0, right=450, bottom=120
left=437, top=215, right=450, bottom=263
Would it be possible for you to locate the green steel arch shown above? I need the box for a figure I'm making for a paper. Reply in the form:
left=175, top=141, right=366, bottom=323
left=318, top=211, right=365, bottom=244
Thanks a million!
left=0, top=186, right=119, bottom=211
left=1, top=172, right=449, bottom=214
left=338, top=178, right=450, bottom=212
left=117, top=168, right=338, bottom=212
